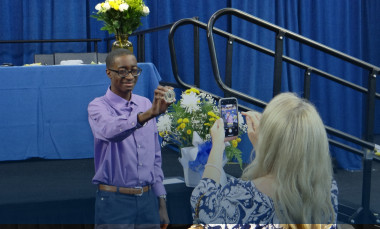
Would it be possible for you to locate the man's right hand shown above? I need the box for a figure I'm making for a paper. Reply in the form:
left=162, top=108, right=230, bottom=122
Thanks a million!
left=151, top=85, right=175, bottom=117
left=137, top=85, right=175, bottom=125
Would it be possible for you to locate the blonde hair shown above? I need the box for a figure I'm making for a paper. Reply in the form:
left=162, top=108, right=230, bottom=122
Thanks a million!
left=241, top=93, right=335, bottom=224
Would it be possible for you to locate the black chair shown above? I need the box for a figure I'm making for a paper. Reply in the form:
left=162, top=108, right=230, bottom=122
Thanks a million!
left=34, top=54, right=54, bottom=65
left=97, top=53, right=108, bottom=64
left=54, top=52, right=97, bottom=65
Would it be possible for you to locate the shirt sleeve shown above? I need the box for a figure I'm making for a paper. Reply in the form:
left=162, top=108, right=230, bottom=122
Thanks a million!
left=151, top=118, right=166, bottom=197
left=88, top=99, right=140, bottom=142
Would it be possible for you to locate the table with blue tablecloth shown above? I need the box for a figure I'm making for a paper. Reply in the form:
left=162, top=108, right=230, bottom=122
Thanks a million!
left=0, top=63, right=161, bottom=161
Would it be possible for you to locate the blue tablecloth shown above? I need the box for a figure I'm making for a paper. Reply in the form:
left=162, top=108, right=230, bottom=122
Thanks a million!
left=0, top=63, right=161, bottom=161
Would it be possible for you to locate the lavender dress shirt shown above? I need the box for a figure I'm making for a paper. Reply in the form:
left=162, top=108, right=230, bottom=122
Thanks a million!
left=88, top=88, right=166, bottom=196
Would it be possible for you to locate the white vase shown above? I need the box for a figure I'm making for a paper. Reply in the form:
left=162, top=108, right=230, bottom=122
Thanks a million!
left=182, top=164, right=203, bottom=187
left=177, top=131, right=229, bottom=187
left=178, top=146, right=203, bottom=187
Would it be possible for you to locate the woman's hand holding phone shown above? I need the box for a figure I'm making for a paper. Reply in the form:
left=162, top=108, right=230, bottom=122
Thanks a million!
left=210, top=119, right=226, bottom=145
left=209, top=118, right=237, bottom=169
left=219, top=97, right=239, bottom=137
left=211, top=119, right=237, bottom=144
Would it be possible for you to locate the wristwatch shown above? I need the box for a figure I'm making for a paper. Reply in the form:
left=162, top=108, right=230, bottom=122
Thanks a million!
left=159, top=194, right=167, bottom=201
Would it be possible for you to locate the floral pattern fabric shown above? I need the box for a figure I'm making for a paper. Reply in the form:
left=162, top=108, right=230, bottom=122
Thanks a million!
left=191, top=177, right=339, bottom=227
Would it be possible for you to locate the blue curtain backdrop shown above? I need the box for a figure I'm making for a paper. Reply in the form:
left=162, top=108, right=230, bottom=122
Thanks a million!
left=1, top=0, right=379, bottom=170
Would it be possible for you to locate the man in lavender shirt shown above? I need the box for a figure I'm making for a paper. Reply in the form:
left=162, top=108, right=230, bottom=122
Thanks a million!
left=88, top=49, right=172, bottom=228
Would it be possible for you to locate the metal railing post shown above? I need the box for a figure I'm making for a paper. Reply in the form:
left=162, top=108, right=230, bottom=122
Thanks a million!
left=137, top=34, right=145, bottom=62
left=225, top=37, right=234, bottom=98
left=193, top=17, right=200, bottom=88
left=349, top=71, right=378, bottom=223
left=94, top=41, right=98, bottom=53
left=303, top=68, right=312, bottom=100
left=273, top=31, right=285, bottom=96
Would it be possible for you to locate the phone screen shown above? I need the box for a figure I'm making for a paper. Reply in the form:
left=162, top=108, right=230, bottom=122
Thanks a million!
left=219, top=98, right=239, bottom=137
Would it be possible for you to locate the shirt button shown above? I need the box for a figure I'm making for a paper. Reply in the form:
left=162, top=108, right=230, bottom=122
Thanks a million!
left=120, top=129, right=122, bottom=132
left=132, top=122, right=135, bottom=126
left=139, top=163, right=143, bottom=166
left=138, top=145, right=141, bottom=148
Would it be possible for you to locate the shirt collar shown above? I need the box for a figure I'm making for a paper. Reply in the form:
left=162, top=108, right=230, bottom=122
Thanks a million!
left=105, top=87, right=138, bottom=109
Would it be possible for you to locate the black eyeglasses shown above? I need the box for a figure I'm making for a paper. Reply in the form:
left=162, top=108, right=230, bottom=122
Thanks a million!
left=108, top=67, right=142, bottom=78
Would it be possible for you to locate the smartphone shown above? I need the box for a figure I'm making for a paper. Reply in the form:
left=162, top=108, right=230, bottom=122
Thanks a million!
left=219, top=97, right=239, bottom=137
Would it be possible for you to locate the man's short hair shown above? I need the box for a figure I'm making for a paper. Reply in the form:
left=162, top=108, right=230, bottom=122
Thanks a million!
left=106, top=49, right=134, bottom=68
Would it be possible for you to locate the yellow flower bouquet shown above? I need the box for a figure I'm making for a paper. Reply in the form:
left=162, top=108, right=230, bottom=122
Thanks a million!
left=157, top=88, right=247, bottom=170
left=92, top=0, right=150, bottom=35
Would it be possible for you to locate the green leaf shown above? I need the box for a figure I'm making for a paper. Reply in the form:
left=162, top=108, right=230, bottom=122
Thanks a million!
left=225, top=145, right=243, bottom=170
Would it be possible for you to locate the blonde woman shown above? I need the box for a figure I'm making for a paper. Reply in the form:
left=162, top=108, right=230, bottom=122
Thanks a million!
left=190, top=93, right=338, bottom=226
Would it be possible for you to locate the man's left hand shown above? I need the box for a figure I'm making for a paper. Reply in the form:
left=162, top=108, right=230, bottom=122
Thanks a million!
left=159, top=197, right=170, bottom=229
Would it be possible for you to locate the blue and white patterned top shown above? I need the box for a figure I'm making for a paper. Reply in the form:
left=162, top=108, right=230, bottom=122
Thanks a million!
left=190, top=177, right=338, bottom=226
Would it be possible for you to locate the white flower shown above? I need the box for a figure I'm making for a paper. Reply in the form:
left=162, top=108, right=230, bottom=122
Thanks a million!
left=142, top=5, right=150, bottom=16
left=119, top=3, right=129, bottom=12
left=238, top=112, right=248, bottom=133
left=103, top=2, right=111, bottom=10
left=206, top=95, right=215, bottom=104
left=191, top=119, right=200, bottom=124
left=157, top=114, right=172, bottom=132
left=161, top=141, right=167, bottom=147
left=180, top=93, right=200, bottom=113
left=212, top=106, right=220, bottom=115
left=238, top=112, right=244, bottom=126
left=95, top=3, right=102, bottom=11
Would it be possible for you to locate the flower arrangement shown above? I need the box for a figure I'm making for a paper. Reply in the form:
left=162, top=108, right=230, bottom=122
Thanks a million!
left=157, top=88, right=247, bottom=169
left=92, top=0, right=150, bottom=35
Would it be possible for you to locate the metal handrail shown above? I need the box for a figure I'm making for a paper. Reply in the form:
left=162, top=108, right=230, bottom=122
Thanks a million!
left=208, top=8, right=380, bottom=73
left=169, top=18, right=267, bottom=108
left=168, top=17, right=377, bottom=153
left=206, top=8, right=380, bottom=99
left=206, top=8, right=378, bottom=151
